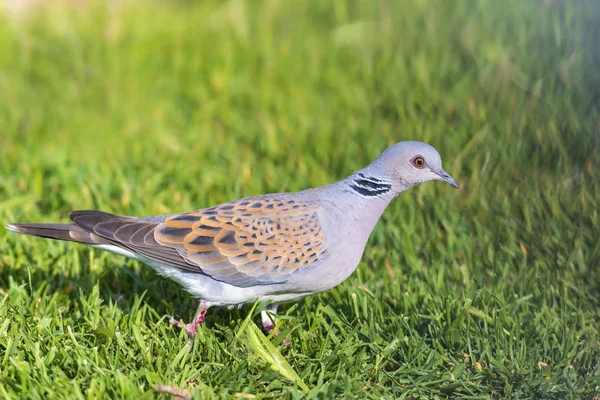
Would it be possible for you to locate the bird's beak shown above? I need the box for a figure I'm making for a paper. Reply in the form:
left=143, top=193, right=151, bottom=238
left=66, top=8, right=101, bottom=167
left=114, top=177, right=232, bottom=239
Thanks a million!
left=433, top=169, right=459, bottom=189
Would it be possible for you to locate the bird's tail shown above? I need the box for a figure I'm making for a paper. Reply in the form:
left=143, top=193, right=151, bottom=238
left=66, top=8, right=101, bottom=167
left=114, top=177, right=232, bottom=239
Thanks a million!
left=6, top=223, right=98, bottom=244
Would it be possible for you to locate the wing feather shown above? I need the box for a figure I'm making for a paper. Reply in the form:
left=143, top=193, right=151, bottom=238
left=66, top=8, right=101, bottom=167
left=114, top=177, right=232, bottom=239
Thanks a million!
left=154, top=195, right=327, bottom=286
left=69, top=210, right=201, bottom=272
left=67, top=194, right=328, bottom=287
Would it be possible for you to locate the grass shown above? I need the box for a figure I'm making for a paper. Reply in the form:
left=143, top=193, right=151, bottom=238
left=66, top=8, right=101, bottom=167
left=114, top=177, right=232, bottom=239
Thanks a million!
left=0, top=0, right=598, bottom=398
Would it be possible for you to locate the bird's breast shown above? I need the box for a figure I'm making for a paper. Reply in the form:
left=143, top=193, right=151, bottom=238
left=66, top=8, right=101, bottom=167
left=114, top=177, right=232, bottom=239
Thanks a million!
left=292, top=196, right=389, bottom=292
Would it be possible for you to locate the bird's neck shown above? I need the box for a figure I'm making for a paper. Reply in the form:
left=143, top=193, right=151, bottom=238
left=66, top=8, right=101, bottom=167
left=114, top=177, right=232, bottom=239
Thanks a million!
left=345, top=173, right=396, bottom=220
left=318, top=172, right=397, bottom=238
left=332, top=168, right=416, bottom=237
left=345, top=171, right=395, bottom=199
left=344, top=166, right=413, bottom=198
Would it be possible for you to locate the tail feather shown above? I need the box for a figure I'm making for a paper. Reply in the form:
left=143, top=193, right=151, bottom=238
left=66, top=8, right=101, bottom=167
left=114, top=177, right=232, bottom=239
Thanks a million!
left=6, top=223, right=101, bottom=244
left=7, top=211, right=197, bottom=272
left=69, top=210, right=133, bottom=232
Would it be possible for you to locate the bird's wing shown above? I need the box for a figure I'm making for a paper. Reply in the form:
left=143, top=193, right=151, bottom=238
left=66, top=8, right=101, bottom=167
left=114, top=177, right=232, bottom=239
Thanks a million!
left=68, top=195, right=328, bottom=287
left=154, top=195, right=328, bottom=287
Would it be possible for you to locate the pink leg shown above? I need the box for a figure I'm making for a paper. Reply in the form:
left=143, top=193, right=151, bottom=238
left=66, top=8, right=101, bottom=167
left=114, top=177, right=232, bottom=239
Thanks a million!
left=261, top=304, right=278, bottom=333
left=167, top=300, right=208, bottom=339
left=261, top=304, right=291, bottom=345
left=262, top=319, right=276, bottom=332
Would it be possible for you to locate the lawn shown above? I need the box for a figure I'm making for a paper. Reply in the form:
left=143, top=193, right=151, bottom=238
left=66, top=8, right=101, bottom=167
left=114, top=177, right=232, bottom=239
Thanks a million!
left=0, top=0, right=598, bottom=398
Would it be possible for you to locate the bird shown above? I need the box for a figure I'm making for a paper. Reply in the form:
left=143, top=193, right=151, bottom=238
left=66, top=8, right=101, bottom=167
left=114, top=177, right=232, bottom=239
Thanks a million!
left=6, top=141, right=459, bottom=338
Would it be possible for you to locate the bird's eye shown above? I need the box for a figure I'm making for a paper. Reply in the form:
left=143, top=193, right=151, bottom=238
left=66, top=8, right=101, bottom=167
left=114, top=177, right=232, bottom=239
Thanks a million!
left=413, top=156, right=425, bottom=168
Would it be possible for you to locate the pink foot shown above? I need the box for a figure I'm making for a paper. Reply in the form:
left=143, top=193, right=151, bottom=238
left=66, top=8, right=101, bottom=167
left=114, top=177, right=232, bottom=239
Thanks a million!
left=262, top=320, right=291, bottom=345
left=167, top=302, right=208, bottom=339
left=262, top=320, right=276, bottom=333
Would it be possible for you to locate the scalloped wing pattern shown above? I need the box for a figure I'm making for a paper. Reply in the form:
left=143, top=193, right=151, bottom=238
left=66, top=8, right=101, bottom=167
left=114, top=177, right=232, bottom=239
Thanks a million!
left=154, top=196, right=327, bottom=287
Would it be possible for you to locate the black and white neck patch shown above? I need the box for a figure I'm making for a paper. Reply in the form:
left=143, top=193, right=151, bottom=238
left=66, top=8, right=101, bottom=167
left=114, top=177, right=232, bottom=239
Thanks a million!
left=349, top=173, right=392, bottom=198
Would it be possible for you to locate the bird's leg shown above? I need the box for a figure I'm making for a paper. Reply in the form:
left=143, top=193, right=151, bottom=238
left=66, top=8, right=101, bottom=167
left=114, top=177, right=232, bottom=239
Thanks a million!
left=167, top=300, right=209, bottom=339
left=261, top=303, right=279, bottom=334
left=261, top=303, right=291, bottom=344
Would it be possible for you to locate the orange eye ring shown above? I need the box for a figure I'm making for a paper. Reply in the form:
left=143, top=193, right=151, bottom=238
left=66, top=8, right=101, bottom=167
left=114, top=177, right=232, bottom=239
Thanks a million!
left=413, top=156, right=425, bottom=168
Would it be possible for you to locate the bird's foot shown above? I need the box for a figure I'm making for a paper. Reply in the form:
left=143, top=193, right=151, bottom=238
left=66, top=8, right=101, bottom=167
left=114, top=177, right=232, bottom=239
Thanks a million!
left=166, top=300, right=208, bottom=340
left=261, top=306, right=291, bottom=345
left=262, top=319, right=277, bottom=334
left=262, top=321, right=292, bottom=345
left=167, top=312, right=203, bottom=337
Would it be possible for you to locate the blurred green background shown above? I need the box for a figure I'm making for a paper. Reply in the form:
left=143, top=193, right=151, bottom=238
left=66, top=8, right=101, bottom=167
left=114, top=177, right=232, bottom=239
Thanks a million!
left=0, top=0, right=598, bottom=398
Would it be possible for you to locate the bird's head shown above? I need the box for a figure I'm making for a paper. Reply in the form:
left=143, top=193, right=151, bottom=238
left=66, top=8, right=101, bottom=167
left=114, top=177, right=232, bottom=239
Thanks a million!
left=363, top=141, right=459, bottom=193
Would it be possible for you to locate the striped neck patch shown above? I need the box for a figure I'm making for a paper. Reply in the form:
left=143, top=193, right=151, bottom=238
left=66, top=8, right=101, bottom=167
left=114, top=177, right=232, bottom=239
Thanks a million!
left=349, top=173, right=392, bottom=197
